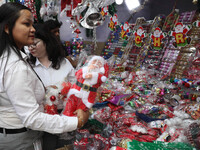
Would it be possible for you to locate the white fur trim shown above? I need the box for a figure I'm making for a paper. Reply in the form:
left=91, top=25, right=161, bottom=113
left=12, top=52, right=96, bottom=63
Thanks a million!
left=101, top=76, right=107, bottom=82
left=83, top=100, right=93, bottom=108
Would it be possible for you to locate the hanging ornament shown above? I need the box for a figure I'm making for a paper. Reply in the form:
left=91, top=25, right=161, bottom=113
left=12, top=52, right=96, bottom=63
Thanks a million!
left=101, top=6, right=108, bottom=17
left=150, top=27, right=167, bottom=50
left=79, top=2, right=103, bottom=29
left=108, top=14, right=118, bottom=31
left=169, top=22, right=191, bottom=48
left=120, top=22, right=130, bottom=39
left=70, top=22, right=81, bottom=34
left=133, top=26, right=146, bottom=47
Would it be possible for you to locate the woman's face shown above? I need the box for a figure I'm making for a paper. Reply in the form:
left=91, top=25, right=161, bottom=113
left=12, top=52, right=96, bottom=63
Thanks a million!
left=28, top=38, right=47, bottom=59
left=12, top=9, right=35, bottom=49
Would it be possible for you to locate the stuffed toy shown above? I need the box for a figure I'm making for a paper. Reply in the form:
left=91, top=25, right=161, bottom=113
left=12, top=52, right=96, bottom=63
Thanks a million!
left=62, top=56, right=109, bottom=116
left=44, top=86, right=60, bottom=115
left=44, top=82, right=72, bottom=115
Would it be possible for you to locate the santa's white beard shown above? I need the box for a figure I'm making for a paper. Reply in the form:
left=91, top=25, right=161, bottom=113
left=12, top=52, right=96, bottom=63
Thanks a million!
left=154, top=34, right=161, bottom=37
left=88, top=68, right=100, bottom=73
left=175, top=29, right=182, bottom=33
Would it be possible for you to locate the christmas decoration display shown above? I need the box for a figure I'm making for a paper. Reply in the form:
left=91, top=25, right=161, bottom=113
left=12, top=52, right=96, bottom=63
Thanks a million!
left=142, top=15, right=167, bottom=71
left=68, top=5, right=200, bottom=149
left=6, top=1, right=200, bottom=149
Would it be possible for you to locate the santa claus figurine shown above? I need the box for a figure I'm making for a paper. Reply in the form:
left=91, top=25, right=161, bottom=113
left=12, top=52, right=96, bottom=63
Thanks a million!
left=169, top=22, right=191, bottom=47
left=150, top=27, right=166, bottom=50
left=62, top=56, right=109, bottom=116
left=120, top=22, right=130, bottom=39
left=133, top=26, right=146, bottom=47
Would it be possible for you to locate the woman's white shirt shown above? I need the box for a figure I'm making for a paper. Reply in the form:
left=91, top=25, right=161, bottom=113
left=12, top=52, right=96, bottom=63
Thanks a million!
left=0, top=48, right=78, bottom=133
left=33, top=58, right=75, bottom=87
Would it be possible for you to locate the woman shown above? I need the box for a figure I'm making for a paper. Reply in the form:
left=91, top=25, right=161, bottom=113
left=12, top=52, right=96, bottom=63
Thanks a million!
left=43, top=19, right=78, bottom=68
left=28, top=23, right=75, bottom=87
left=28, top=23, right=76, bottom=150
left=0, top=2, right=89, bottom=150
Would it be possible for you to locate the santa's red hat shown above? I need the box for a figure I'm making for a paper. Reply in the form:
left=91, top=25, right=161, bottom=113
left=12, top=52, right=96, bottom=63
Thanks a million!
left=138, top=26, right=143, bottom=30
left=155, top=27, right=161, bottom=32
left=175, top=22, right=183, bottom=27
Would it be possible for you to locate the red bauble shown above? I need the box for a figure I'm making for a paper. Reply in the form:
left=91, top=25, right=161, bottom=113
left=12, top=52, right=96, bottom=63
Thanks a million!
left=50, top=95, right=56, bottom=102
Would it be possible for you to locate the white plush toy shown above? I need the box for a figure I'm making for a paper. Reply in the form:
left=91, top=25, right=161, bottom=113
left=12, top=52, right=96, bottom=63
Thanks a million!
left=44, top=86, right=60, bottom=115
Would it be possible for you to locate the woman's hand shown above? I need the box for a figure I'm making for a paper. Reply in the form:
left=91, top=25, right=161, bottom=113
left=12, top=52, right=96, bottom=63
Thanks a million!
left=74, top=109, right=89, bottom=128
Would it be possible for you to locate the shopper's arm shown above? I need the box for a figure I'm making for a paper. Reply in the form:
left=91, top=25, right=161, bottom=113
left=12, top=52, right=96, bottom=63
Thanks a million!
left=4, top=61, right=78, bottom=134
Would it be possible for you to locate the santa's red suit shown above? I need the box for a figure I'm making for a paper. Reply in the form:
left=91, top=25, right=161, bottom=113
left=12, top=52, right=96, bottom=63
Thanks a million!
left=63, top=66, right=107, bottom=116
left=135, top=32, right=144, bottom=45
left=151, top=34, right=164, bottom=47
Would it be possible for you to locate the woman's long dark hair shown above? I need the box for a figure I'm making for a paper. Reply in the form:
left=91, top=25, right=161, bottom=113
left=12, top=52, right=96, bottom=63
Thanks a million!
left=28, top=23, right=65, bottom=69
left=0, top=2, right=31, bottom=58
left=0, top=2, right=31, bottom=87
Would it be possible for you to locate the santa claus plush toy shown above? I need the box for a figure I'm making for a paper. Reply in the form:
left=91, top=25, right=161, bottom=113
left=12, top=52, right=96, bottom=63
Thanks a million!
left=62, top=56, right=109, bottom=116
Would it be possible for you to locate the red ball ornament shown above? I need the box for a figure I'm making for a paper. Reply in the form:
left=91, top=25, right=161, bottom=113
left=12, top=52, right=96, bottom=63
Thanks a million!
left=50, top=95, right=56, bottom=102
